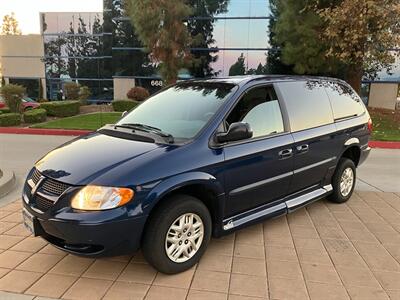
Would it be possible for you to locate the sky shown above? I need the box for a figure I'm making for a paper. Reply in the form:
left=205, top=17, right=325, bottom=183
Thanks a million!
left=0, top=0, right=103, bottom=34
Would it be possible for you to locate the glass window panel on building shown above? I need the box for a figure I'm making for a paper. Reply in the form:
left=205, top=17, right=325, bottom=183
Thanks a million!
left=212, top=19, right=270, bottom=49
left=9, top=79, right=40, bottom=100
left=210, top=50, right=268, bottom=77
left=112, top=50, right=155, bottom=77
left=213, top=0, right=271, bottom=17
left=375, top=51, right=400, bottom=81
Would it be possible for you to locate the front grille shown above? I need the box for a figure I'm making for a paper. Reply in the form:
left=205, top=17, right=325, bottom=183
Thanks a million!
left=27, top=168, right=72, bottom=212
left=36, top=194, right=55, bottom=211
left=42, top=179, right=70, bottom=196
left=31, top=168, right=41, bottom=184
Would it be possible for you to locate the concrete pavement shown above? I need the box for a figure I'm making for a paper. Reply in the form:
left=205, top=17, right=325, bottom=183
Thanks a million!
left=0, top=191, right=398, bottom=299
left=0, top=134, right=72, bottom=205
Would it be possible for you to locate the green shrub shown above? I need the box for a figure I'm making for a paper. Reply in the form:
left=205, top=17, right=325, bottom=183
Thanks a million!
left=127, top=86, right=150, bottom=102
left=0, top=84, right=26, bottom=113
left=64, top=82, right=81, bottom=100
left=0, top=107, right=11, bottom=114
left=79, top=85, right=91, bottom=105
left=40, top=101, right=80, bottom=117
left=0, top=113, right=21, bottom=126
left=112, top=100, right=139, bottom=112
left=23, top=108, right=47, bottom=123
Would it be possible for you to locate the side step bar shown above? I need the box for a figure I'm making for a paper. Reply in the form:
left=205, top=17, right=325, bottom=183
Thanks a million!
left=223, top=185, right=333, bottom=231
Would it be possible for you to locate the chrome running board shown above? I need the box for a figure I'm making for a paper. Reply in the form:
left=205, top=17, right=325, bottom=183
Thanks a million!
left=223, top=184, right=333, bottom=231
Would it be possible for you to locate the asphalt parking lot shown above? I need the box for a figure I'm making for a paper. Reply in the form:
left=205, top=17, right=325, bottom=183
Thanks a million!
left=0, top=134, right=399, bottom=299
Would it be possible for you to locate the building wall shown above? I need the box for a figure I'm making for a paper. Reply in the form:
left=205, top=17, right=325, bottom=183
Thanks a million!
left=0, top=35, right=46, bottom=79
left=114, top=77, right=135, bottom=100
left=368, top=83, right=398, bottom=110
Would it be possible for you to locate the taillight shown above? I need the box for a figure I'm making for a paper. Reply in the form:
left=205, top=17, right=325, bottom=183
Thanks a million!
left=367, top=118, right=373, bottom=133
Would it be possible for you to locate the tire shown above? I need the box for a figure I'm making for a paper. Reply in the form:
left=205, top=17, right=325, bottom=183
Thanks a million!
left=328, top=158, right=356, bottom=203
left=142, top=194, right=212, bottom=274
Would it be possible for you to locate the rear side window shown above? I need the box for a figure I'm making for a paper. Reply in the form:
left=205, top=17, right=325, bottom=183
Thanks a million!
left=324, top=82, right=365, bottom=120
left=226, top=86, right=285, bottom=138
left=277, top=81, right=334, bottom=132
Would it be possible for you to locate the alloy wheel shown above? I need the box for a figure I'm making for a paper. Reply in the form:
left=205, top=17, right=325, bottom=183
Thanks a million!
left=165, top=213, right=204, bottom=263
left=340, top=167, right=354, bottom=197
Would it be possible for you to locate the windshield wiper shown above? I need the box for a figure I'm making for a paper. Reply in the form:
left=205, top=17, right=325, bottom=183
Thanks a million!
left=114, top=123, right=174, bottom=143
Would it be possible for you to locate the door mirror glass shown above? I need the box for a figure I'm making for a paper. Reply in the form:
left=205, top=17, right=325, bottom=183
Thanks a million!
left=216, top=122, right=253, bottom=143
left=121, top=111, right=128, bottom=118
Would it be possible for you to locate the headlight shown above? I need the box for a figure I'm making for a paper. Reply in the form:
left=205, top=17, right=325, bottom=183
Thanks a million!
left=71, top=186, right=134, bottom=211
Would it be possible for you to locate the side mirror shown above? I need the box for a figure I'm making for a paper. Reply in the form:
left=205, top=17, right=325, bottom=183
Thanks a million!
left=121, top=111, right=128, bottom=118
left=216, top=122, right=253, bottom=143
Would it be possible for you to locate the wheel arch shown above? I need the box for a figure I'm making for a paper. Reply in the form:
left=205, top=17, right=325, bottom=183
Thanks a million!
left=142, top=172, right=225, bottom=235
left=341, top=144, right=361, bottom=167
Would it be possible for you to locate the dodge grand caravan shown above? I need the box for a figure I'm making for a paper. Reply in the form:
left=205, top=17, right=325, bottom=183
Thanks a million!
left=22, top=76, right=371, bottom=274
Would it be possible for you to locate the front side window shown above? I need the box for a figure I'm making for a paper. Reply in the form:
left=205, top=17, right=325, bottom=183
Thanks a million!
left=117, top=82, right=237, bottom=140
left=226, top=86, right=285, bottom=138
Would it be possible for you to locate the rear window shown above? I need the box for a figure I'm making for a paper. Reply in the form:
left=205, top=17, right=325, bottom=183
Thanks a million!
left=277, top=81, right=334, bottom=132
left=324, top=82, right=365, bottom=120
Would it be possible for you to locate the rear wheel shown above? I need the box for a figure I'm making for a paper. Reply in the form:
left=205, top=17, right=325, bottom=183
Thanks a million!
left=328, top=158, right=356, bottom=203
left=142, top=194, right=211, bottom=274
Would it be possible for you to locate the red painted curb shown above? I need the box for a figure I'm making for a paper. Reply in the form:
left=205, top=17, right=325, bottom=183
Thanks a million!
left=369, top=141, right=400, bottom=149
left=0, top=127, right=91, bottom=136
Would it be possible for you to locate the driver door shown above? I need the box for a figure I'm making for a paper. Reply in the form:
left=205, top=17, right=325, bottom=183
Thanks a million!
left=221, top=85, right=294, bottom=217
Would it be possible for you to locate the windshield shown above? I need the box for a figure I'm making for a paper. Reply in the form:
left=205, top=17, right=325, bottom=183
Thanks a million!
left=116, top=82, right=237, bottom=140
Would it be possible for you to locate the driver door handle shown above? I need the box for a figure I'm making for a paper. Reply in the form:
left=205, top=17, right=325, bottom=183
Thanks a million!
left=278, top=149, right=293, bottom=160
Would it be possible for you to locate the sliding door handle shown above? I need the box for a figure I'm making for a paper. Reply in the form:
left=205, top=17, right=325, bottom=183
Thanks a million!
left=296, top=144, right=309, bottom=153
left=278, top=149, right=293, bottom=159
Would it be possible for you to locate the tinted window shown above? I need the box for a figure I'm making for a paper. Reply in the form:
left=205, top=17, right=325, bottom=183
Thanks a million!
left=227, top=86, right=284, bottom=138
left=278, top=81, right=334, bottom=132
left=325, top=82, right=365, bottom=120
left=117, top=82, right=237, bottom=140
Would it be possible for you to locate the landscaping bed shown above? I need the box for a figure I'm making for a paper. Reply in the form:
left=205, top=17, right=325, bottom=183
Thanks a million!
left=368, top=107, right=400, bottom=141
left=31, top=112, right=122, bottom=131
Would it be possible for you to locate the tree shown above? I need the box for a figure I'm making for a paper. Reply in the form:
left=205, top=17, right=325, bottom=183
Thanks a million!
left=229, top=53, right=246, bottom=76
left=127, top=0, right=193, bottom=84
left=265, top=0, right=295, bottom=75
left=1, top=12, right=22, bottom=35
left=0, top=84, right=25, bottom=113
left=272, top=0, right=342, bottom=77
left=318, top=0, right=400, bottom=93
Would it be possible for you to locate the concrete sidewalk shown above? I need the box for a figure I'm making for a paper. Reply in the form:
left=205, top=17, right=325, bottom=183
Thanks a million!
left=0, top=191, right=398, bottom=299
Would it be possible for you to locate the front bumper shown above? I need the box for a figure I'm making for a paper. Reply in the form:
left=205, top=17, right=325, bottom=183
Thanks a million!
left=22, top=198, right=147, bottom=257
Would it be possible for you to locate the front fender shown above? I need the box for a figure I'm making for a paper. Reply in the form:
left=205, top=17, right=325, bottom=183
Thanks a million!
left=142, top=171, right=224, bottom=213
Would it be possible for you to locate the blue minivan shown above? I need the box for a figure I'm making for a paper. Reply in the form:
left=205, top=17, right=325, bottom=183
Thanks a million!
left=22, top=76, right=371, bottom=273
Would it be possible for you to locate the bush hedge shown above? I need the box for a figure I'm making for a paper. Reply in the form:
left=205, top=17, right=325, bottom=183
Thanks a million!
left=0, top=113, right=21, bottom=126
left=0, top=107, right=11, bottom=114
left=0, top=84, right=25, bottom=113
left=127, top=86, right=150, bottom=102
left=40, top=101, right=80, bottom=117
left=23, top=108, right=47, bottom=123
left=64, top=82, right=81, bottom=100
left=112, top=100, right=139, bottom=112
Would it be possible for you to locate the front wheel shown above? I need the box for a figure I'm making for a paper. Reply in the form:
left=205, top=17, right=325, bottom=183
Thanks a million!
left=142, top=194, right=211, bottom=274
left=328, top=158, right=356, bottom=203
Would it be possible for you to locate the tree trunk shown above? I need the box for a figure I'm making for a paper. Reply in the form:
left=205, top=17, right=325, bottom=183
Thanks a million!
left=346, top=65, right=363, bottom=95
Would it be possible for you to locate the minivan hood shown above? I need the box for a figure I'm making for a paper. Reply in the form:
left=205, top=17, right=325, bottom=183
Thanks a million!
left=35, top=132, right=162, bottom=185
